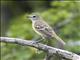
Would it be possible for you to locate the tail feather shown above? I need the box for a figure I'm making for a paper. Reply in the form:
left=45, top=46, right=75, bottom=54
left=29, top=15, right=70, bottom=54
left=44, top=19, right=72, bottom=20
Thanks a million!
left=54, top=35, right=66, bottom=45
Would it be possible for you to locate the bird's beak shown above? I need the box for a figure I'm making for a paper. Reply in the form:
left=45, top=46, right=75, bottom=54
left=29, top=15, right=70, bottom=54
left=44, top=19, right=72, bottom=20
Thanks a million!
left=27, top=15, right=30, bottom=18
left=27, top=15, right=32, bottom=21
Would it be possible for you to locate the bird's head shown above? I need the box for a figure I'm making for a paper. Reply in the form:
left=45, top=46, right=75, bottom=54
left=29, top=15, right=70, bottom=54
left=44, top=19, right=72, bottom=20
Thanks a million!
left=27, top=13, right=41, bottom=22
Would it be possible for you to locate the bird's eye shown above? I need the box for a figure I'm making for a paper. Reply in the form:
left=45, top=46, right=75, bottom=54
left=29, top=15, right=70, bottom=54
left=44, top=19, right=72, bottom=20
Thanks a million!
left=33, top=15, right=36, bottom=18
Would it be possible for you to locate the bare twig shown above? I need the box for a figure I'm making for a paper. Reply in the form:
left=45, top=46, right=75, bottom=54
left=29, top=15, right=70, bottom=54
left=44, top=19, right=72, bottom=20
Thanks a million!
left=67, top=40, right=80, bottom=46
left=0, top=37, right=80, bottom=60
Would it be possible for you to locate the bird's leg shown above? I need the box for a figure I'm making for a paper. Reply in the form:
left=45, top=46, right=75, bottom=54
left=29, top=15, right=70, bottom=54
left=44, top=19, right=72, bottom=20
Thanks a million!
left=35, top=37, right=44, bottom=43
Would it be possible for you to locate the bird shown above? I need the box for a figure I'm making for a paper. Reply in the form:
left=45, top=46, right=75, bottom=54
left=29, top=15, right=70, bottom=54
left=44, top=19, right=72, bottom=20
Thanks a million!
left=27, top=13, right=65, bottom=45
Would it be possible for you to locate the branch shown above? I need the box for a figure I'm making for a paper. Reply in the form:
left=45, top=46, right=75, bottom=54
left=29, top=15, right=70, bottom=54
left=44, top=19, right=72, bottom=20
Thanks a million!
left=0, top=37, right=80, bottom=60
left=67, top=40, right=80, bottom=47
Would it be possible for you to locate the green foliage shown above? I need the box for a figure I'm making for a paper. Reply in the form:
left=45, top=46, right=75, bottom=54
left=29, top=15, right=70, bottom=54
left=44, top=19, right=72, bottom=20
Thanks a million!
left=1, top=1, right=80, bottom=60
left=1, top=43, right=37, bottom=60
left=6, top=14, right=37, bottom=39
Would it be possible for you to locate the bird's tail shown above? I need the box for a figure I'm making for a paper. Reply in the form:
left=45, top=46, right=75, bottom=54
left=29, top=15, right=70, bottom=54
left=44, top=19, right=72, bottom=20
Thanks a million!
left=54, top=34, right=66, bottom=45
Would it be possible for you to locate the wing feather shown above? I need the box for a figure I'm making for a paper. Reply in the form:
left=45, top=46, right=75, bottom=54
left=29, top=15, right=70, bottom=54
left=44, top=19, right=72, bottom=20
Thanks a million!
left=34, top=20, right=54, bottom=38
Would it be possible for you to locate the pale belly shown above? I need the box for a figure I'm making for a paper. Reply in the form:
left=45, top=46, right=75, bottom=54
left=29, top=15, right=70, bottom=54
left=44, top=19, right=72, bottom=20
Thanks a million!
left=32, top=23, right=42, bottom=36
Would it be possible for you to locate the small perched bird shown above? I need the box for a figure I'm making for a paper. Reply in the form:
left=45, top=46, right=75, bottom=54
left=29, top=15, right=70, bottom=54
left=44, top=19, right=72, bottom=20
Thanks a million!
left=27, top=13, right=65, bottom=45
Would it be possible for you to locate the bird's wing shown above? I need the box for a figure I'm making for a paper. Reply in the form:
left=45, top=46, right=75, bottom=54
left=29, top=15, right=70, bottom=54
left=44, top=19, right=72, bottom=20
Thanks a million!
left=34, top=20, right=54, bottom=38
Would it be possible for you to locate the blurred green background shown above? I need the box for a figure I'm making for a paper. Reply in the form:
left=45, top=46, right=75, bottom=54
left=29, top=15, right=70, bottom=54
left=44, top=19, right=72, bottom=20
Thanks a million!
left=1, top=0, right=80, bottom=60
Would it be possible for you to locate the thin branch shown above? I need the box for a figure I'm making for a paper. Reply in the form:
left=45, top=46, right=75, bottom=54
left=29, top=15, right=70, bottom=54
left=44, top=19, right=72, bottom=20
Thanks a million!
left=0, top=37, right=80, bottom=60
left=67, top=40, right=80, bottom=47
